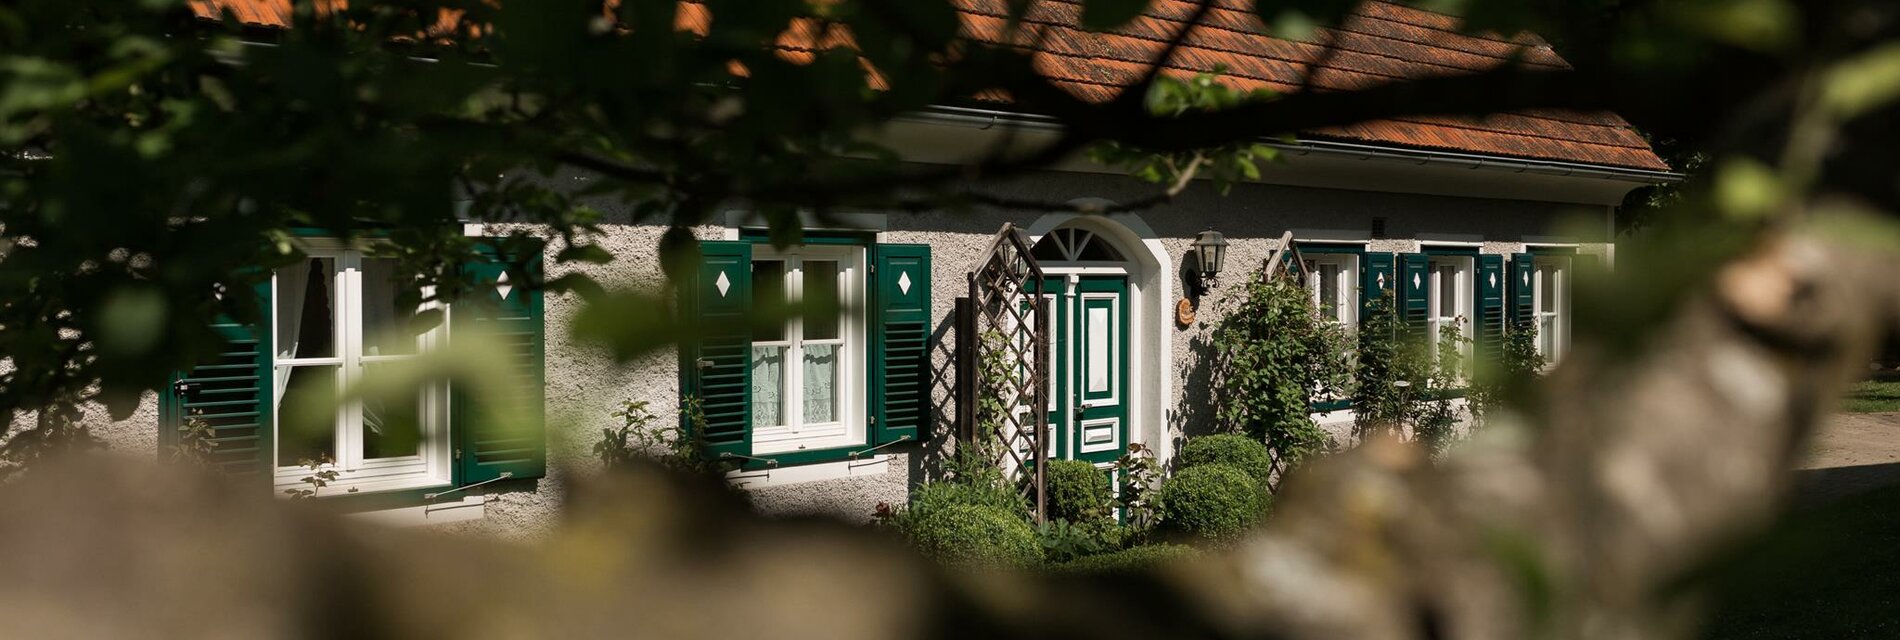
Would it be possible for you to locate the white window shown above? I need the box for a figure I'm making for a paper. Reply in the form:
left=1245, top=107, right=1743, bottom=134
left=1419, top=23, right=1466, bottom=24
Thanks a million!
left=1426, top=256, right=1473, bottom=365
left=1534, top=256, right=1571, bottom=361
left=271, top=240, right=450, bottom=495
left=1302, top=253, right=1359, bottom=328
left=749, top=245, right=868, bottom=454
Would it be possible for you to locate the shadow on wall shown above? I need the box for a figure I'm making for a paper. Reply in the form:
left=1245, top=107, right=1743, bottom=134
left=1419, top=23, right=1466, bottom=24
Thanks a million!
left=913, top=310, right=958, bottom=489
left=1174, top=248, right=1228, bottom=443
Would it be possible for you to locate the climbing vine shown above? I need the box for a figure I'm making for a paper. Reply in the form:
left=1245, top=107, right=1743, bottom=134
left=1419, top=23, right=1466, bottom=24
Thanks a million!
left=1208, top=274, right=1350, bottom=471
left=1351, top=290, right=1428, bottom=440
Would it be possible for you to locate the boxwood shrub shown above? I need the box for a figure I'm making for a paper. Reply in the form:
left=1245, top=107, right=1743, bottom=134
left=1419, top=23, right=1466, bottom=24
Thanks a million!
left=902, top=503, right=1042, bottom=567
left=1157, top=464, right=1267, bottom=541
left=1177, top=434, right=1275, bottom=485
left=1044, top=459, right=1113, bottom=522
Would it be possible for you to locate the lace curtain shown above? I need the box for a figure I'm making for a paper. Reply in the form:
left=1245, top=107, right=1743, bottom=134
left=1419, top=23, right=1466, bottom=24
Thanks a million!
left=802, top=344, right=836, bottom=424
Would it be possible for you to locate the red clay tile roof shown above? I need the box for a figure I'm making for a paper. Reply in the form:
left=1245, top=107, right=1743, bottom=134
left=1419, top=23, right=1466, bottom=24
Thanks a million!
left=190, top=0, right=1670, bottom=172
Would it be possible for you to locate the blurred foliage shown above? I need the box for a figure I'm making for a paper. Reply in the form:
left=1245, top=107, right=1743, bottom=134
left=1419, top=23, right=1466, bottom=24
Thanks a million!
left=1047, top=543, right=1200, bottom=576
left=1089, top=67, right=1283, bottom=197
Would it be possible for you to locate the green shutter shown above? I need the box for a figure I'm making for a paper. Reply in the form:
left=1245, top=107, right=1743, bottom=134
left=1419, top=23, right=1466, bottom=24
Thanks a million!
left=1477, top=254, right=1506, bottom=365
left=1361, top=252, right=1395, bottom=323
left=161, top=281, right=274, bottom=478
left=872, top=244, right=931, bottom=445
left=682, top=241, right=753, bottom=458
left=1510, top=252, right=1535, bottom=328
left=454, top=242, right=547, bottom=483
left=1399, top=253, right=1430, bottom=337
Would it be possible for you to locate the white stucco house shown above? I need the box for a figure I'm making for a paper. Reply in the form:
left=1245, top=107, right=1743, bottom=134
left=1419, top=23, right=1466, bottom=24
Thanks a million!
left=88, top=0, right=1675, bottom=531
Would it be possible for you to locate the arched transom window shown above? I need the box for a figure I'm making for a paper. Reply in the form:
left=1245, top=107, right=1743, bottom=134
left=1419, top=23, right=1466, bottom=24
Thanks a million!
left=1031, top=227, right=1126, bottom=263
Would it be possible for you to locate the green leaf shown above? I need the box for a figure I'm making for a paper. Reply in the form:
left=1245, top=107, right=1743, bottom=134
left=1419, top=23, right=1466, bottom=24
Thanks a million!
left=1821, top=43, right=1900, bottom=120
left=97, top=286, right=167, bottom=356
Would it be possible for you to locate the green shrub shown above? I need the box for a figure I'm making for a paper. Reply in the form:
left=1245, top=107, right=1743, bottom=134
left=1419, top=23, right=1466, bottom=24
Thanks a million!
left=902, top=503, right=1042, bottom=568
left=1051, top=544, right=1199, bottom=575
left=1036, top=517, right=1126, bottom=564
left=905, top=477, right=1027, bottom=520
left=1044, top=459, right=1113, bottom=522
left=1157, top=464, right=1267, bottom=541
left=1177, top=434, right=1274, bottom=485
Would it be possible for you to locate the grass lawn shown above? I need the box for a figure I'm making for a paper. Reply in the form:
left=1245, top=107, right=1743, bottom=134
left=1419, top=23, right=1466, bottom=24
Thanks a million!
left=1699, top=482, right=1900, bottom=638
left=1842, top=372, right=1900, bottom=413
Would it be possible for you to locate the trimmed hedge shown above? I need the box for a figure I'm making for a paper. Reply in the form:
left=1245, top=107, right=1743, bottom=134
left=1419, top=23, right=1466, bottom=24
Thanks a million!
left=1157, top=464, right=1267, bottom=541
left=1052, top=543, right=1199, bottom=575
left=1177, top=434, right=1275, bottom=485
left=902, top=503, right=1042, bottom=567
left=1044, top=459, right=1113, bottom=522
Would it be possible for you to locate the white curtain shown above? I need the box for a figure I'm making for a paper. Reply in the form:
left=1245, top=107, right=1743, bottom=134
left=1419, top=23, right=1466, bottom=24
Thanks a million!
left=272, top=259, right=313, bottom=412
left=802, top=344, right=837, bottom=424
left=751, top=346, right=784, bottom=428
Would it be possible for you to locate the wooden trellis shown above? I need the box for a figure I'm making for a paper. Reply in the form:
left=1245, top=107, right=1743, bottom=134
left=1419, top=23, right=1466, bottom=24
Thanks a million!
left=955, top=223, right=1052, bottom=523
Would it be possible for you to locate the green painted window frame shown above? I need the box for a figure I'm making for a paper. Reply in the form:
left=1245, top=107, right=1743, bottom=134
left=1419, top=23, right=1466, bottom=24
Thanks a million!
left=682, top=233, right=928, bottom=471
left=162, top=235, right=546, bottom=504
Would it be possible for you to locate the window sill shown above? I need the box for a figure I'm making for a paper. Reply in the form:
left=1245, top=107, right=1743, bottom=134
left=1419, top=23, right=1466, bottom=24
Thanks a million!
left=273, top=472, right=453, bottom=500
left=343, top=494, right=487, bottom=527
left=727, top=453, right=895, bottom=489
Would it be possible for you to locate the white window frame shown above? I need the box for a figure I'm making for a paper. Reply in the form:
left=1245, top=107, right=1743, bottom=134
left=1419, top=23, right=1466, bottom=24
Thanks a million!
left=1426, top=256, right=1474, bottom=365
left=749, top=244, right=869, bottom=455
left=271, top=239, right=451, bottom=496
left=1302, top=253, right=1359, bottom=330
left=1533, top=256, right=1571, bottom=362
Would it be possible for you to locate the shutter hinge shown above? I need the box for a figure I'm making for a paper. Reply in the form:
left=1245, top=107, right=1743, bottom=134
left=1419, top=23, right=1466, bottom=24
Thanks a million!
left=455, top=448, right=462, bottom=460
left=869, top=416, right=877, bottom=425
left=696, top=358, right=714, bottom=369
left=869, top=263, right=876, bottom=274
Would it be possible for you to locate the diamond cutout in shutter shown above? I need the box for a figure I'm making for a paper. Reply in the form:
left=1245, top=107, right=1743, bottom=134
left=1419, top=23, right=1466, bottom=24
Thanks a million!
left=496, top=271, right=514, bottom=300
left=1489, top=272, right=1498, bottom=288
left=715, top=271, right=731, bottom=298
left=1377, top=272, right=1387, bottom=289
left=1412, top=272, right=1422, bottom=289
left=897, top=271, right=912, bottom=295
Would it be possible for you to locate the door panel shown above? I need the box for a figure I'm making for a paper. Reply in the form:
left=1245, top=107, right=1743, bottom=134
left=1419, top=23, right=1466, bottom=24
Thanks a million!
left=1036, top=275, right=1130, bottom=465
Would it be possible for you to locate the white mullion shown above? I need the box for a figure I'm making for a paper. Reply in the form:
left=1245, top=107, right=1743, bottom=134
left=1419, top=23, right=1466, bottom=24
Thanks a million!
left=340, top=251, right=362, bottom=472
left=786, top=257, right=804, bottom=432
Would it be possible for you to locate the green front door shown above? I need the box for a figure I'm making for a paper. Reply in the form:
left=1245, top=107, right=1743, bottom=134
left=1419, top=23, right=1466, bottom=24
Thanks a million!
left=1040, top=275, right=1130, bottom=465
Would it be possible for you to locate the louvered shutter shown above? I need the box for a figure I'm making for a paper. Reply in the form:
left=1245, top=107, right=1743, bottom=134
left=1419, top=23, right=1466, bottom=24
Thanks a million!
left=1399, top=253, right=1430, bottom=338
left=1510, top=253, right=1536, bottom=329
left=872, top=244, right=931, bottom=445
left=454, top=242, right=547, bottom=483
left=1361, top=252, right=1395, bottom=325
left=161, top=281, right=273, bottom=478
left=683, top=241, right=753, bottom=458
left=1476, top=255, right=1506, bottom=365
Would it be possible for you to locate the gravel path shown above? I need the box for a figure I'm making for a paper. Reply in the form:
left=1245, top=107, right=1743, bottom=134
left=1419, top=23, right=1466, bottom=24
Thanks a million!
left=1796, top=412, right=1900, bottom=503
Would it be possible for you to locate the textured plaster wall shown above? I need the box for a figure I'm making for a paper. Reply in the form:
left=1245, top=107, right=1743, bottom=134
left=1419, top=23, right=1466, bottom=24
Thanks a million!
left=27, top=166, right=1613, bottom=535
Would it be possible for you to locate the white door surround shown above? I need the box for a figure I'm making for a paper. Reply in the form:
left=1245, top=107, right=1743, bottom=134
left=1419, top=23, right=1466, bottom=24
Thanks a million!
left=1025, top=211, right=1174, bottom=465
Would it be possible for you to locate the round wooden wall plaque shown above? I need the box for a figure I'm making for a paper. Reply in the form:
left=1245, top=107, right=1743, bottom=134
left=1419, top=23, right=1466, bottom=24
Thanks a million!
left=1175, top=297, right=1197, bottom=327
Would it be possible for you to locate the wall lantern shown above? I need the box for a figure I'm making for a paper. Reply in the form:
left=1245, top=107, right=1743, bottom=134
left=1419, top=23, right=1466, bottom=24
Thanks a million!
left=1191, top=228, right=1228, bottom=284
